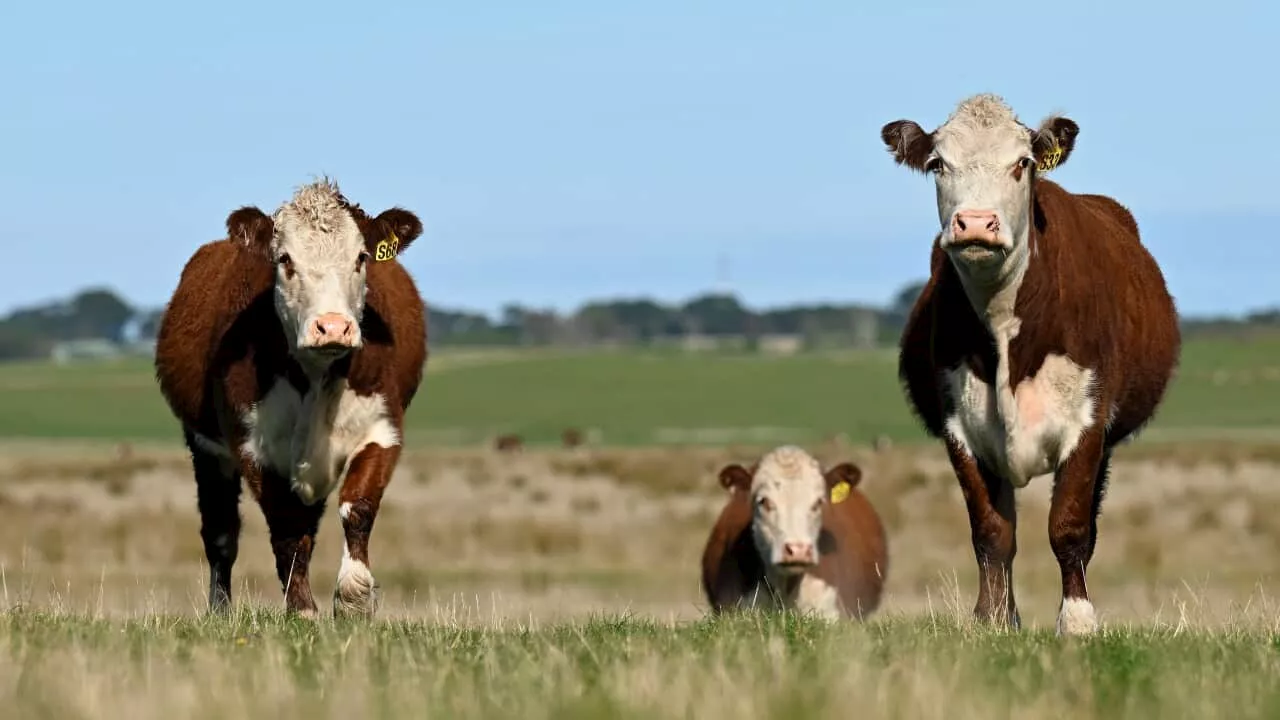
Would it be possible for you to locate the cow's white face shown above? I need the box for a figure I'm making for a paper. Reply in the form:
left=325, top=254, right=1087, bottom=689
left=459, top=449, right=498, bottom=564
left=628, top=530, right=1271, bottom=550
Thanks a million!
left=270, top=188, right=370, bottom=360
left=720, top=446, right=827, bottom=575
left=881, top=94, right=1079, bottom=275
left=224, top=178, right=424, bottom=371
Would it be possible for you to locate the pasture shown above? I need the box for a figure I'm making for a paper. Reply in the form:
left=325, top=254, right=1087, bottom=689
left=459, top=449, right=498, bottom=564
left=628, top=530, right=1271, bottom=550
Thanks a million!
left=3, top=336, right=1280, bottom=717
left=3, top=335, right=1280, bottom=446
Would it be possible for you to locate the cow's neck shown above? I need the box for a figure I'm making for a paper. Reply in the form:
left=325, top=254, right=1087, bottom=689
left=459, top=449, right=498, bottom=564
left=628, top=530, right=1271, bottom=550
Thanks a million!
left=952, top=232, right=1033, bottom=437
left=761, top=567, right=804, bottom=605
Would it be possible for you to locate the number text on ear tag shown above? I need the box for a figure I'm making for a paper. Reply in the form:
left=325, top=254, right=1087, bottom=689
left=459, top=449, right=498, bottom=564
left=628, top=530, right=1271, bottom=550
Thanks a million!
left=374, top=232, right=400, bottom=262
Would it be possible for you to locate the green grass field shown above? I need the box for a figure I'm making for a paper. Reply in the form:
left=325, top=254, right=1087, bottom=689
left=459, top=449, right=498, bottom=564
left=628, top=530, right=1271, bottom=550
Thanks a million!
left=2, top=336, right=1280, bottom=445
left=4, top=610, right=1279, bottom=719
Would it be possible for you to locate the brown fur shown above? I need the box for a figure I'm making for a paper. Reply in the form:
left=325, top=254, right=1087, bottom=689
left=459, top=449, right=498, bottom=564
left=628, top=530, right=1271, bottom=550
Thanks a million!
left=561, top=428, right=585, bottom=449
left=153, top=190, right=427, bottom=617
left=896, top=173, right=1180, bottom=627
left=494, top=434, right=523, bottom=452
left=700, top=460, right=888, bottom=619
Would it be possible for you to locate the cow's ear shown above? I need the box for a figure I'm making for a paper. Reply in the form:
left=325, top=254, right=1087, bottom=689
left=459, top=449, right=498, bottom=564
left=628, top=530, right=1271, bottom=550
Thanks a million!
left=823, top=461, right=862, bottom=490
left=717, top=463, right=754, bottom=493
left=365, top=208, right=423, bottom=262
left=881, top=120, right=935, bottom=173
left=1032, top=116, right=1079, bottom=173
left=226, top=206, right=273, bottom=258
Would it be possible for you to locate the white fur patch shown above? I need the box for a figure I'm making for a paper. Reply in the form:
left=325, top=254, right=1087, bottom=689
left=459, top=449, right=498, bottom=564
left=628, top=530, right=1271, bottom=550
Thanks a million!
left=795, top=575, right=842, bottom=620
left=944, top=352, right=1096, bottom=488
left=333, top=540, right=378, bottom=616
left=1056, top=597, right=1098, bottom=636
left=240, top=377, right=400, bottom=504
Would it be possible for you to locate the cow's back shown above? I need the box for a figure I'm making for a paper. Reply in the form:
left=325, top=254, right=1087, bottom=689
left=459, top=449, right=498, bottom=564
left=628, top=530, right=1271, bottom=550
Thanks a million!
left=815, top=486, right=888, bottom=618
left=154, top=238, right=272, bottom=430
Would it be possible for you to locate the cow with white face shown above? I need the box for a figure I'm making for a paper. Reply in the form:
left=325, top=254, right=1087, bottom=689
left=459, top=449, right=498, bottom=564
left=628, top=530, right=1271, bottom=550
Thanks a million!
left=155, top=177, right=429, bottom=619
left=701, top=445, right=889, bottom=620
left=268, top=185, right=373, bottom=360
left=745, top=447, right=828, bottom=572
left=881, top=95, right=1180, bottom=636
left=883, top=94, right=1079, bottom=290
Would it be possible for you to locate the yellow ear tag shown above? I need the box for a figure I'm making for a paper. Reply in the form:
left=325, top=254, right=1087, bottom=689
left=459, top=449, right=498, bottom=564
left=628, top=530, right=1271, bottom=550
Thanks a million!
left=374, top=232, right=400, bottom=262
left=1037, top=143, right=1063, bottom=173
left=830, top=481, right=851, bottom=504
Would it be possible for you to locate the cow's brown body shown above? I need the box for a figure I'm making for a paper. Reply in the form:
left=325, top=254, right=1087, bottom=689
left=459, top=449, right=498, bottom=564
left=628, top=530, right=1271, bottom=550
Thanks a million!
left=154, top=187, right=427, bottom=617
left=701, top=464, right=888, bottom=619
left=898, top=178, right=1180, bottom=629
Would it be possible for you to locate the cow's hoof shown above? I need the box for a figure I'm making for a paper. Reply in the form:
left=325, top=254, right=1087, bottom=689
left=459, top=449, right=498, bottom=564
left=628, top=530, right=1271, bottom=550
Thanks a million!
left=1055, top=597, right=1098, bottom=637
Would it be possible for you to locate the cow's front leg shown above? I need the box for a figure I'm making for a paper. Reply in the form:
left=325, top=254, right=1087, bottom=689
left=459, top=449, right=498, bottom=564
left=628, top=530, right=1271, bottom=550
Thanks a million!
left=256, top=468, right=326, bottom=618
left=946, top=438, right=1020, bottom=629
left=1049, top=429, right=1109, bottom=637
left=332, top=442, right=401, bottom=618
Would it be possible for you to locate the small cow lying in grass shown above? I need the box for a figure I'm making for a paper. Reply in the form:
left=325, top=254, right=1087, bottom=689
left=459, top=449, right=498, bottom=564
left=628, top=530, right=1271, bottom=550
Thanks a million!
left=701, top=445, right=888, bottom=620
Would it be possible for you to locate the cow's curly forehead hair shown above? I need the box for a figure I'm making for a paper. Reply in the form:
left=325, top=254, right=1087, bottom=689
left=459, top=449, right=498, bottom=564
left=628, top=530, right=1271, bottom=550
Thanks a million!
left=272, top=177, right=359, bottom=233
left=936, top=93, right=1032, bottom=143
left=752, top=445, right=822, bottom=492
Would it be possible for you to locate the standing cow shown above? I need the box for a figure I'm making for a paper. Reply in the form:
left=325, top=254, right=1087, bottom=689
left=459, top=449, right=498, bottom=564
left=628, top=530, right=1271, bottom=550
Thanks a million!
left=879, top=94, right=1180, bottom=635
left=154, top=178, right=427, bottom=619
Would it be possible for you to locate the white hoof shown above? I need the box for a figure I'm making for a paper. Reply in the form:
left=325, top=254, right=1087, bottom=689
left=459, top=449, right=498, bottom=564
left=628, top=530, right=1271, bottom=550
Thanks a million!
left=1056, top=597, right=1098, bottom=636
left=333, top=553, right=380, bottom=618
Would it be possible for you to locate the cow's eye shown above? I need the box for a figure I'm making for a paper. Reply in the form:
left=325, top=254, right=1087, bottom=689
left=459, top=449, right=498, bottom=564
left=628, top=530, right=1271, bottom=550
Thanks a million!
left=925, top=156, right=944, bottom=174
left=356, top=251, right=371, bottom=270
left=757, top=497, right=775, bottom=512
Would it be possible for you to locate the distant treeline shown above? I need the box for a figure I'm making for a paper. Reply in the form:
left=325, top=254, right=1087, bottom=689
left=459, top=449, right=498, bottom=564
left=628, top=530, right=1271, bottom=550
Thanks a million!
left=0, top=283, right=1277, bottom=361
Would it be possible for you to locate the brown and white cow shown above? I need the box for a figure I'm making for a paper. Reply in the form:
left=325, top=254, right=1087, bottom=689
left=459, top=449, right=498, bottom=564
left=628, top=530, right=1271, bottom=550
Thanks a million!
left=154, top=178, right=428, bottom=619
left=880, top=94, right=1180, bottom=635
left=701, top=445, right=888, bottom=620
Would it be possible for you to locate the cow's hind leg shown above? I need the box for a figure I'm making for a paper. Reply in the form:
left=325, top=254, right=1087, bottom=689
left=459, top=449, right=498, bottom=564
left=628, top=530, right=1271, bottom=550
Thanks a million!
left=332, top=443, right=401, bottom=618
left=945, top=439, right=1020, bottom=629
left=257, top=471, right=325, bottom=618
left=1049, top=430, right=1110, bottom=636
left=185, top=430, right=241, bottom=614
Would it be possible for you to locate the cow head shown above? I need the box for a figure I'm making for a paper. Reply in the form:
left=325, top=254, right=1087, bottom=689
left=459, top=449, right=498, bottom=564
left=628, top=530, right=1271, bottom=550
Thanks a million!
left=718, top=446, right=861, bottom=576
left=226, top=178, right=422, bottom=369
left=880, top=94, right=1078, bottom=274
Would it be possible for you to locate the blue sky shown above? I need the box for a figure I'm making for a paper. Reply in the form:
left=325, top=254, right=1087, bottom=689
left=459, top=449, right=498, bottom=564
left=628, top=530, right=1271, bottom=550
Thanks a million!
left=2, top=0, right=1276, bottom=318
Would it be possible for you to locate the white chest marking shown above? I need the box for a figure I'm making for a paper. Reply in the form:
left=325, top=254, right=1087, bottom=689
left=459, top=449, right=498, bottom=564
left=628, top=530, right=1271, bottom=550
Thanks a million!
left=944, top=349, right=1096, bottom=487
left=240, top=377, right=400, bottom=504
left=737, top=573, right=842, bottom=620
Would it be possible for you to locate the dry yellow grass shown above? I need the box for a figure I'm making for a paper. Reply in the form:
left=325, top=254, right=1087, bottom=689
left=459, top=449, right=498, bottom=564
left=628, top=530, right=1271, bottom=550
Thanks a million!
left=1, top=438, right=1279, bottom=628
left=3, top=439, right=1280, bottom=718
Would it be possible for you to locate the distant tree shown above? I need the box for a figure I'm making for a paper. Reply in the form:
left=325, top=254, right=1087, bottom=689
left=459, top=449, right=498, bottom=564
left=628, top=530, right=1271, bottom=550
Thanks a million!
left=681, top=293, right=749, bottom=335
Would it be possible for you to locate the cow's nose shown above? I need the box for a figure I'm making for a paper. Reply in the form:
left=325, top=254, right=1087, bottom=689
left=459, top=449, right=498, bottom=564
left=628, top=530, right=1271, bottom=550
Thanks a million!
left=782, top=542, right=815, bottom=564
left=951, top=210, right=1001, bottom=242
left=311, top=313, right=357, bottom=346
